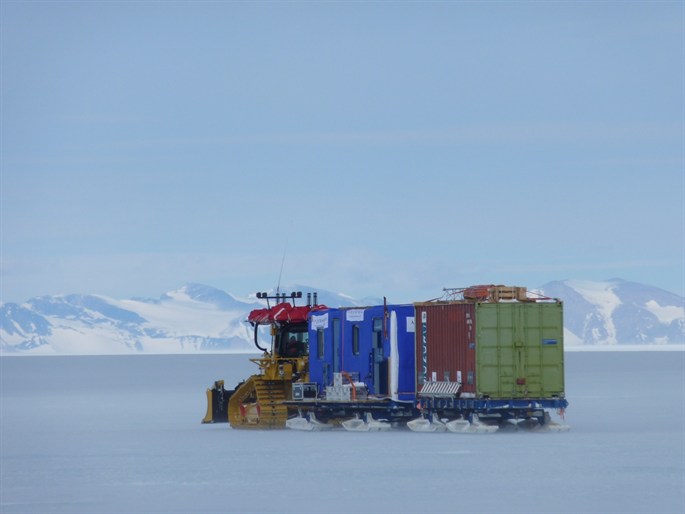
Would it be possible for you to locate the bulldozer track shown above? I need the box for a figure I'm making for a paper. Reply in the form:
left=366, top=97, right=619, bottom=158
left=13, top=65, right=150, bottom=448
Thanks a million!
left=228, top=376, right=289, bottom=429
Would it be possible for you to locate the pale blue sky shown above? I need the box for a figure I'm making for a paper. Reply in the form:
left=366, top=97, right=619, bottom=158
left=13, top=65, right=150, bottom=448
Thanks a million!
left=1, top=1, right=683, bottom=304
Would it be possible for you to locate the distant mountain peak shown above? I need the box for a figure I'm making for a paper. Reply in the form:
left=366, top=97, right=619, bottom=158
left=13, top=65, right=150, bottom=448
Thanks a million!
left=160, top=283, right=245, bottom=310
left=540, top=279, right=684, bottom=346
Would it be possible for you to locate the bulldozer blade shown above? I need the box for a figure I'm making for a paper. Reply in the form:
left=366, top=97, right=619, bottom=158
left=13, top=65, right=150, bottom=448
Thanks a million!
left=201, top=380, right=232, bottom=423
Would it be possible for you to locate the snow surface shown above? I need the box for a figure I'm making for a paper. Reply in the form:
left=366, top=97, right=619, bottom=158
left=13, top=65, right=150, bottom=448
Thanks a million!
left=645, top=300, right=685, bottom=324
left=1, top=352, right=684, bottom=514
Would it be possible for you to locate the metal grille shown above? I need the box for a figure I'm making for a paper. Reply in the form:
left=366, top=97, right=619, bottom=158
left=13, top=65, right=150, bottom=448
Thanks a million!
left=418, top=381, right=462, bottom=398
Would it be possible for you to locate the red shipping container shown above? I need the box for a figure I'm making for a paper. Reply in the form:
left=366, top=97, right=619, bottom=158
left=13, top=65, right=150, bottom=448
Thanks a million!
left=414, top=302, right=476, bottom=395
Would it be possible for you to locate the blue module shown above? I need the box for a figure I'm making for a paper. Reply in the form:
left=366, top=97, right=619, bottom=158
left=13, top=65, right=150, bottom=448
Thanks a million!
left=308, top=304, right=416, bottom=401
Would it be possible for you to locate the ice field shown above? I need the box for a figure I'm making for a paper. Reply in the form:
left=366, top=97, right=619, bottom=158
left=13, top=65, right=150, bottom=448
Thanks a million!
left=1, top=351, right=684, bottom=514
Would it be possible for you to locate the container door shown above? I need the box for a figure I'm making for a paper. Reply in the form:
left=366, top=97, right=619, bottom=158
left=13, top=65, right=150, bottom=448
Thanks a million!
left=476, top=304, right=515, bottom=398
left=372, top=317, right=388, bottom=395
left=476, top=303, right=564, bottom=398
left=523, top=303, right=565, bottom=396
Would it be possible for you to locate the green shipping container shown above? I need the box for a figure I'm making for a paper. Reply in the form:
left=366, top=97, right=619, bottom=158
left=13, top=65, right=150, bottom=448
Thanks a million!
left=475, top=302, right=565, bottom=399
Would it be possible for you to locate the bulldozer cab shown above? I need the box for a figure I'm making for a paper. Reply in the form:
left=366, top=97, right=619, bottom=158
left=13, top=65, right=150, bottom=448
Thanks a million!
left=277, top=323, right=309, bottom=358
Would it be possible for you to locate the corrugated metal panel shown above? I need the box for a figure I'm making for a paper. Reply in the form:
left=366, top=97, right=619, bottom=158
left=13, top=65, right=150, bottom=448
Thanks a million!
left=415, top=302, right=476, bottom=394
left=475, top=302, right=565, bottom=399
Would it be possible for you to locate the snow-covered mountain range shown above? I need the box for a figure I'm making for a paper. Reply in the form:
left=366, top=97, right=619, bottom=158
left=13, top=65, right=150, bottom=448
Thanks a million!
left=0, top=284, right=378, bottom=355
left=538, top=279, right=684, bottom=346
left=1, top=280, right=682, bottom=354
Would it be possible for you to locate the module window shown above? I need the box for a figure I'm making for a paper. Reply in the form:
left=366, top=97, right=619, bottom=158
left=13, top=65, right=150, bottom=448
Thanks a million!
left=317, top=329, right=324, bottom=360
left=352, top=325, right=360, bottom=355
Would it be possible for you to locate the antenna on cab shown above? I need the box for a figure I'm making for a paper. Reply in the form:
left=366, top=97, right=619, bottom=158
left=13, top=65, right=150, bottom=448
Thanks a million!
left=276, top=240, right=288, bottom=296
